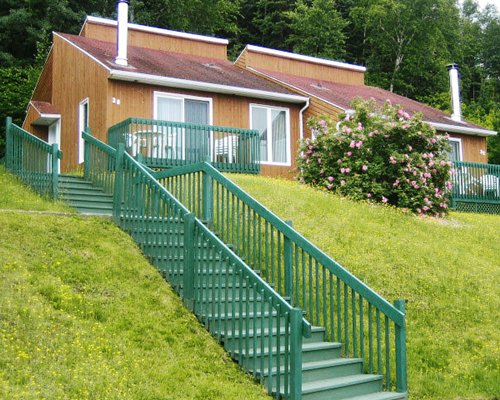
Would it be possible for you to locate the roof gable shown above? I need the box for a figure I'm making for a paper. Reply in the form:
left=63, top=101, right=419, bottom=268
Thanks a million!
left=80, top=16, right=228, bottom=60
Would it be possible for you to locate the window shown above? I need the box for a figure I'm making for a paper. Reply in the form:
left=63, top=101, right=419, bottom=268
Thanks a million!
left=250, top=104, right=290, bottom=165
left=78, top=98, right=89, bottom=164
left=447, top=138, right=462, bottom=162
left=153, top=92, right=212, bottom=161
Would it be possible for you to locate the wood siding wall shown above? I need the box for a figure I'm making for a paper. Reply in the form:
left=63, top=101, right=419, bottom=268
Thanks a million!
left=49, top=35, right=110, bottom=171
left=448, top=133, right=488, bottom=163
left=31, top=50, right=54, bottom=102
left=82, top=21, right=227, bottom=60
left=238, top=48, right=364, bottom=85
left=107, top=81, right=303, bottom=178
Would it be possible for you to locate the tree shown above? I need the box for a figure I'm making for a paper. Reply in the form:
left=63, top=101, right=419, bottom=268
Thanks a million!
left=286, top=0, right=347, bottom=60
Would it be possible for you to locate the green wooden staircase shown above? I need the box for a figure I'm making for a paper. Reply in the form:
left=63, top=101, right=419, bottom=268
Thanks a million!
left=4, top=119, right=408, bottom=400
left=58, top=175, right=113, bottom=215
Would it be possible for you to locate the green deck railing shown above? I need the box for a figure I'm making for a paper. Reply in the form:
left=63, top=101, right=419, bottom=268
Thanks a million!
left=82, top=132, right=310, bottom=400
left=107, top=118, right=261, bottom=174
left=451, top=161, right=500, bottom=213
left=154, top=162, right=408, bottom=394
left=4, top=117, right=62, bottom=198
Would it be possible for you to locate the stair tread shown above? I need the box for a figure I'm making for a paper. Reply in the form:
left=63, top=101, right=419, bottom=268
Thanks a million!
left=258, top=356, right=364, bottom=377
left=302, top=374, right=382, bottom=393
left=347, top=391, right=407, bottom=400
left=224, top=325, right=324, bottom=339
left=236, top=340, right=342, bottom=357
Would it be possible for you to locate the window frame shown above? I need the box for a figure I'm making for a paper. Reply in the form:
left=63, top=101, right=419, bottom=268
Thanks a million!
left=78, top=98, right=89, bottom=164
left=153, top=91, right=213, bottom=125
left=448, top=137, right=463, bottom=162
left=250, top=103, right=291, bottom=166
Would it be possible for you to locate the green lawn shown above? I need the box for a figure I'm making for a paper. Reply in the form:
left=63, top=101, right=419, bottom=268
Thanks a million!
left=0, top=169, right=270, bottom=400
left=228, top=174, right=500, bottom=400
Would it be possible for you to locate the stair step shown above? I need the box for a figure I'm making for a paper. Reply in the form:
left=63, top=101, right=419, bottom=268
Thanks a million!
left=235, top=341, right=342, bottom=364
left=300, top=374, right=383, bottom=400
left=347, top=392, right=407, bottom=400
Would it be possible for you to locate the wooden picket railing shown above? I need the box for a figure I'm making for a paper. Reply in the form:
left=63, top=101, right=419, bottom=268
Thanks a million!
left=451, top=161, right=500, bottom=213
left=154, top=162, right=408, bottom=394
left=107, top=118, right=261, bottom=174
left=4, top=118, right=62, bottom=198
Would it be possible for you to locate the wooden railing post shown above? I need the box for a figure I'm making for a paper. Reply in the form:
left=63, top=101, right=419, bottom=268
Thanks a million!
left=5, top=117, right=12, bottom=170
left=290, top=308, right=303, bottom=400
left=83, top=127, right=92, bottom=180
left=183, top=212, right=196, bottom=310
left=51, top=144, right=59, bottom=199
left=203, top=171, right=213, bottom=228
left=113, top=143, right=125, bottom=222
left=394, top=299, right=407, bottom=393
left=285, top=220, right=293, bottom=301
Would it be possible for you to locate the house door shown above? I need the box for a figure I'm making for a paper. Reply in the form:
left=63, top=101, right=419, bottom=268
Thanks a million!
left=155, top=95, right=210, bottom=161
left=185, top=99, right=209, bottom=161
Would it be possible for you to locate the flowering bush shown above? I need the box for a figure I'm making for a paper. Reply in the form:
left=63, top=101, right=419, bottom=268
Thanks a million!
left=297, top=99, right=453, bottom=216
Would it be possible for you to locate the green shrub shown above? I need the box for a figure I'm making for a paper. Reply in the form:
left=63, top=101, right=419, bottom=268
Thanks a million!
left=297, top=99, right=452, bottom=216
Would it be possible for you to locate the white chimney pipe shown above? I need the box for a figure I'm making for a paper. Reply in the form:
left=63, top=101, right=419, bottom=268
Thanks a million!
left=115, top=0, right=129, bottom=66
left=447, top=63, right=461, bottom=122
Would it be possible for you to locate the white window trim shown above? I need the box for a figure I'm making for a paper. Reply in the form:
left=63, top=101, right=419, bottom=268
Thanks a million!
left=78, top=98, right=89, bottom=164
left=153, top=91, right=213, bottom=124
left=448, top=137, right=463, bottom=162
left=250, top=103, right=291, bottom=166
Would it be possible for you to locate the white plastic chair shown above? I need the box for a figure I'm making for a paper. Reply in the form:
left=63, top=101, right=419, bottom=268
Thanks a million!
left=480, top=174, right=500, bottom=197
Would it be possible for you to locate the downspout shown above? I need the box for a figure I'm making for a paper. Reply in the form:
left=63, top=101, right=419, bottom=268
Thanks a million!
left=299, top=98, right=310, bottom=141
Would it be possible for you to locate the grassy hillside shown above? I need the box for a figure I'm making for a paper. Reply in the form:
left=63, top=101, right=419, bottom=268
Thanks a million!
left=228, top=174, right=500, bottom=400
left=0, top=168, right=270, bottom=400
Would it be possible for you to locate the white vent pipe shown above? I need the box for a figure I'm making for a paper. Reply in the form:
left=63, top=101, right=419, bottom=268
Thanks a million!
left=115, top=0, right=129, bottom=66
left=447, top=63, right=461, bottom=122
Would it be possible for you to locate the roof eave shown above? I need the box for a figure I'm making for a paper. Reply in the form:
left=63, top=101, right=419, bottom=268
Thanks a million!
left=428, top=121, right=497, bottom=137
left=109, top=70, right=309, bottom=104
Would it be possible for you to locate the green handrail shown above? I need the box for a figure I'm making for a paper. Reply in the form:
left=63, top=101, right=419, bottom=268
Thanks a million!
left=82, top=133, right=309, bottom=399
left=154, top=161, right=408, bottom=394
left=451, top=161, right=500, bottom=206
left=5, top=117, right=62, bottom=198
left=107, top=117, right=261, bottom=174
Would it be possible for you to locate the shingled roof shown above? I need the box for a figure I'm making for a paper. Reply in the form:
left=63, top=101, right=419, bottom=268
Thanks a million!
left=56, top=33, right=304, bottom=101
left=248, top=67, right=495, bottom=136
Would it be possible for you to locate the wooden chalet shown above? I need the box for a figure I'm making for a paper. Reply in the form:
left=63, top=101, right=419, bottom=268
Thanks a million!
left=23, top=2, right=496, bottom=178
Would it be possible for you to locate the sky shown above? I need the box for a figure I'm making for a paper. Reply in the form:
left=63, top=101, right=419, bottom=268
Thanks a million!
left=475, top=0, right=500, bottom=9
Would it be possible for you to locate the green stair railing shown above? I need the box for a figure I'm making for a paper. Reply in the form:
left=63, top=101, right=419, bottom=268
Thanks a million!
left=82, top=131, right=311, bottom=400
left=154, top=162, right=408, bottom=394
left=4, top=117, right=62, bottom=198
left=451, top=161, right=500, bottom=214
left=108, top=117, right=260, bottom=174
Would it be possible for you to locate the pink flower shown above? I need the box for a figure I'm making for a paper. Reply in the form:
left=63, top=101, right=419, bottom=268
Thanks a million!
left=346, top=151, right=352, bottom=157
left=340, top=168, right=345, bottom=173
left=408, top=145, right=413, bottom=151
left=431, top=138, right=437, bottom=144
left=340, top=180, right=346, bottom=186
left=344, top=115, right=350, bottom=122
left=328, top=176, right=334, bottom=182
left=423, top=206, right=429, bottom=211
left=362, top=165, right=368, bottom=171
left=327, top=184, right=333, bottom=190
left=337, top=159, right=343, bottom=163
left=319, top=120, right=327, bottom=127
left=345, top=168, right=351, bottom=173
left=356, top=141, right=363, bottom=148
left=357, top=123, right=363, bottom=131
left=367, top=193, right=372, bottom=198
left=349, top=140, right=356, bottom=148
left=368, top=132, right=374, bottom=137
left=346, top=128, right=352, bottom=134
left=382, top=196, right=388, bottom=203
